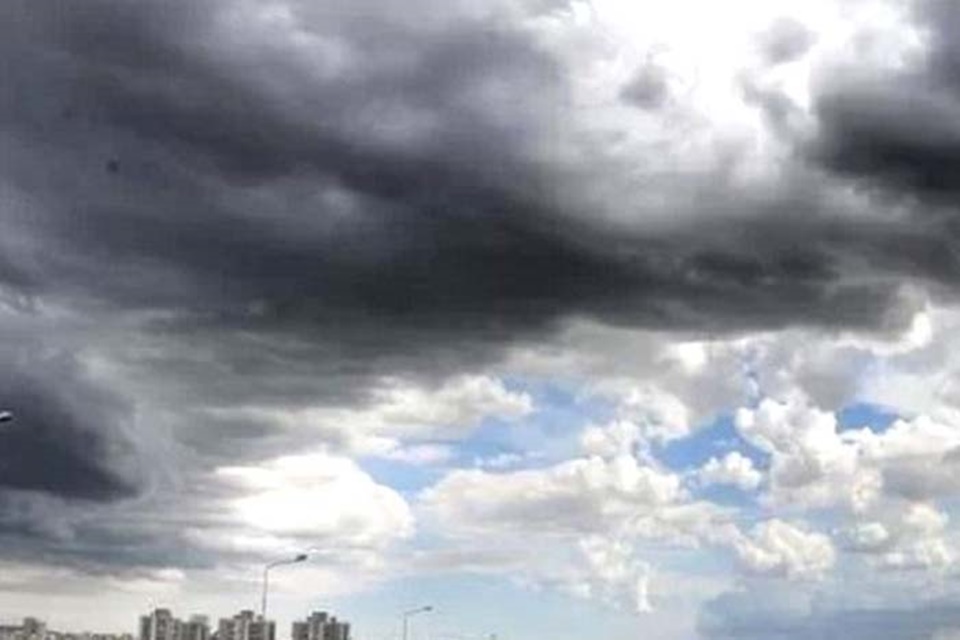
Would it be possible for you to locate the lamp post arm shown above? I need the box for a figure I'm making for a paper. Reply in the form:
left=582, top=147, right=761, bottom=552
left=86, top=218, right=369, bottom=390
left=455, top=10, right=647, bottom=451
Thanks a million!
left=401, top=606, right=432, bottom=640
left=261, top=555, right=308, bottom=621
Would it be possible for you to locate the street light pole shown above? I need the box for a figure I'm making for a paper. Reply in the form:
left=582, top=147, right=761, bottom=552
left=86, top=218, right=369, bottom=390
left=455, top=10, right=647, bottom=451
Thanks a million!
left=261, top=553, right=308, bottom=621
left=402, top=606, right=433, bottom=640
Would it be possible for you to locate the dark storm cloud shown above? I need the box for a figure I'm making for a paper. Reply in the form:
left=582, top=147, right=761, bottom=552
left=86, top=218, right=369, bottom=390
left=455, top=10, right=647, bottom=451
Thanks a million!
left=0, top=493, right=228, bottom=576
left=0, top=347, right=143, bottom=501
left=1, top=0, right=607, bottom=330
left=812, top=77, right=960, bottom=197
left=810, top=1, right=960, bottom=201
left=0, top=0, right=919, bottom=357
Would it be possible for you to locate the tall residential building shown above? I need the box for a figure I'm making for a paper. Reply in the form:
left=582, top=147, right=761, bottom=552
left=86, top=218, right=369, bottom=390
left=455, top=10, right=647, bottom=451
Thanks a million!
left=216, top=611, right=250, bottom=640
left=216, top=612, right=272, bottom=640
left=290, top=613, right=349, bottom=640
left=21, top=619, right=45, bottom=640
left=139, top=609, right=181, bottom=640
left=245, top=621, right=272, bottom=640
left=0, top=620, right=129, bottom=640
left=0, top=618, right=48, bottom=640
left=0, top=624, right=20, bottom=640
left=289, top=623, right=308, bottom=640
left=182, top=617, right=208, bottom=640
left=322, top=623, right=348, bottom=640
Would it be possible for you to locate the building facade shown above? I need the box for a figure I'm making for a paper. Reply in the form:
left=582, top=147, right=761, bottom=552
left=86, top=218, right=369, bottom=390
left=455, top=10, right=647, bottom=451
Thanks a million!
left=290, top=613, right=349, bottom=640
left=216, top=611, right=273, bottom=640
left=0, top=618, right=46, bottom=640
left=0, top=618, right=132, bottom=640
left=182, top=617, right=208, bottom=640
left=139, top=609, right=181, bottom=640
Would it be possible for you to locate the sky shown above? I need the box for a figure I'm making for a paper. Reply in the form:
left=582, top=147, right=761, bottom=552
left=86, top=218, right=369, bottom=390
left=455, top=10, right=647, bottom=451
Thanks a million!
left=7, top=0, right=960, bottom=639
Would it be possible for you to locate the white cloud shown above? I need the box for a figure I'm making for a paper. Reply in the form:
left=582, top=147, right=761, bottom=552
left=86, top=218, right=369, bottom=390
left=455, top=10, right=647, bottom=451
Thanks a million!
left=216, top=452, right=414, bottom=547
left=418, top=315, right=960, bottom=609
left=421, top=452, right=685, bottom=537
left=369, top=374, right=534, bottom=431
left=574, top=536, right=653, bottom=613
left=735, top=400, right=960, bottom=575
left=846, top=415, right=960, bottom=504
left=852, top=416, right=960, bottom=463
left=843, top=521, right=891, bottom=552
left=502, top=320, right=749, bottom=436
left=733, top=395, right=960, bottom=525
left=415, top=414, right=754, bottom=618
left=618, top=386, right=692, bottom=442
left=880, top=538, right=954, bottom=572
left=857, top=306, right=960, bottom=423
left=580, top=419, right=643, bottom=459
left=859, top=503, right=955, bottom=572
left=730, top=519, right=835, bottom=580
left=735, top=397, right=868, bottom=510
left=214, top=374, right=533, bottom=455
left=696, top=451, right=763, bottom=491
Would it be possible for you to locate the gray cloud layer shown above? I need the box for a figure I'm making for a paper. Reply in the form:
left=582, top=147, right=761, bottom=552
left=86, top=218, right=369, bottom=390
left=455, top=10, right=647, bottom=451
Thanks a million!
left=0, top=0, right=930, bottom=351
left=1, top=0, right=960, bottom=586
left=0, top=348, right=140, bottom=500
left=811, top=1, right=960, bottom=200
left=700, top=588, right=960, bottom=640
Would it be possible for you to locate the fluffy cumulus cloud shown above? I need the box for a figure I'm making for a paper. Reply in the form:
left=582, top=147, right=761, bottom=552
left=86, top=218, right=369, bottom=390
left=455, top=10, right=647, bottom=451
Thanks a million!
left=731, top=395, right=960, bottom=520
left=734, top=398, right=870, bottom=510
left=9, top=0, right=960, bottom=638
left=730, top=519, right=836, bottom=580
left=216, top=452, right=414, bottom=546
left=696, top=452, right=763, bottom=492
left=576, top=536, right=654, bottom=613
left=420, top=421, right=688, bottom=538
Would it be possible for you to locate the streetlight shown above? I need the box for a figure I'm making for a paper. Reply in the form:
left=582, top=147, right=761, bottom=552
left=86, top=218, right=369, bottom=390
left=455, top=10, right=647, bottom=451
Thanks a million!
left=402, top=606, right=433, bottom=640
left=0, top=411, right=12, bottom=423
left=261, top=553, right=308, bottom=621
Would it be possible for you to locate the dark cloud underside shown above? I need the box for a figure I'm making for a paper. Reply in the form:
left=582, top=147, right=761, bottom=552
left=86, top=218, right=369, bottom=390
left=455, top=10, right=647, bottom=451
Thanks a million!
left=811, top=1, right=960, bottom=201
left=0, top=348, right=141, bottom=500
left=0, top=0, right=928, bottom=350
left=700, top=590, right=960, bottom=640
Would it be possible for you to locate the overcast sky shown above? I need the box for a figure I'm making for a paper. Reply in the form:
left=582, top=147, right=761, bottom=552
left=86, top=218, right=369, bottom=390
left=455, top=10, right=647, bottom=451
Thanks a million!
left=5, top=0, right=960, bottom=639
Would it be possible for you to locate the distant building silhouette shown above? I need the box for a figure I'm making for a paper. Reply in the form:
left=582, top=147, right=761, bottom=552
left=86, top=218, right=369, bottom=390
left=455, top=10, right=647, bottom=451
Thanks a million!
left=290, top=612, right=349, bottom=640
left=2, top=606, right=345, bottom=640
left=216, top=611, right=273, bottom=640
left=183, top=617, right=209, bottom=640
left=140, top=608, right=211, bottom=640
left=0, top=617, right=132, bottom=640
left=139, top=609, right=180, bottom=640
left=0, top=618, right=46, bottom=640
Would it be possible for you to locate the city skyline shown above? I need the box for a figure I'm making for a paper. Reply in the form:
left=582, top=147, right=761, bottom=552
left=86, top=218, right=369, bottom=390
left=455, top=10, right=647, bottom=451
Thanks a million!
left=1, top=608, right=353, bottom=640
